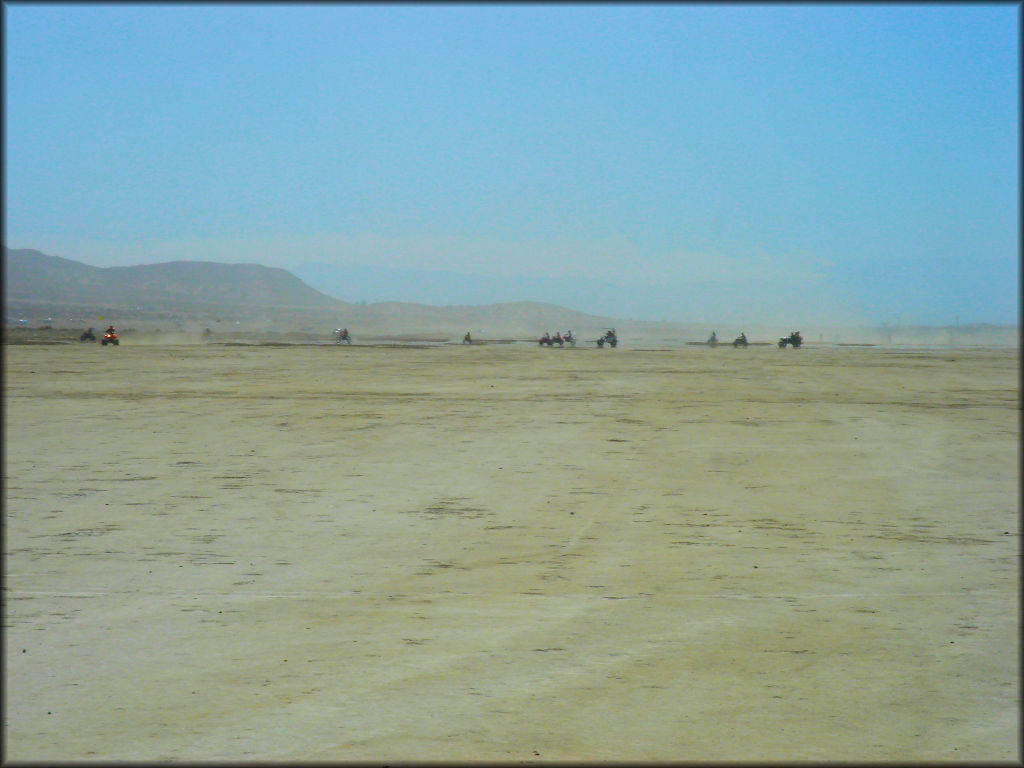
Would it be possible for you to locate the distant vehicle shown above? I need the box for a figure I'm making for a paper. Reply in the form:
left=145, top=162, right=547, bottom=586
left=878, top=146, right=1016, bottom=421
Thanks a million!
left=778, top=331, right=802, bottom=348
left=596, top=328, right=618, bottom=348
left=733, top=332, right=748, bottom=348
left=463, top=332, right=473, bottom=344
left=538, top=332, right=562, bottom=347
left=79, top=328, right=96, bottom=342
left=707, top=331, right=718, bottom=347
left=101, top=330, right=119, bottom=346
left=538, top=331, right=572, bottom=347
left=334, top=328, right=351, bottom=345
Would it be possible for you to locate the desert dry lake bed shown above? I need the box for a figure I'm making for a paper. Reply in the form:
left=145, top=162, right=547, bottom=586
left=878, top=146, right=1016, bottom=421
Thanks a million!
left=3, top=340, right=1019, bottom=761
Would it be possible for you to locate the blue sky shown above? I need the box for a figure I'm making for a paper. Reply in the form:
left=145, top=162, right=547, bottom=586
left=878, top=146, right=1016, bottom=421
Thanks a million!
left=4, top=3, right=1019, bottom=325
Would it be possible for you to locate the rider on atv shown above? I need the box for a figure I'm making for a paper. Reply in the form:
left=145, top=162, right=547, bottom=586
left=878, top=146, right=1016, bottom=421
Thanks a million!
left=597, top=328, right=618, bottom=347
left=778, top=330, right=803, bottom=348
left=101, top=325, right=120, bottom=346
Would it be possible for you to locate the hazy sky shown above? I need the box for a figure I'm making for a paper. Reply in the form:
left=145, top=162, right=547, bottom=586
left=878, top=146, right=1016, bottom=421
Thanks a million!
left=4, top=3, right=1019, bottom=325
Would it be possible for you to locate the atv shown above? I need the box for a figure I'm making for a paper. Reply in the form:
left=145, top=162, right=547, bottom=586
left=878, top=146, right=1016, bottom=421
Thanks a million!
left=778, top=331, right=802, bottom=348
left=596, top=329, right=618, bottom=348
left=101, top=331, right=119, bottom=346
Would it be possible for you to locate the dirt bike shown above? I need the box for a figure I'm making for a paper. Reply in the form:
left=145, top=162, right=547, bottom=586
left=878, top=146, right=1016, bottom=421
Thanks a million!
left=778, top=331, right=802, bottom=348
left=101, top=331, right=119, bottom=346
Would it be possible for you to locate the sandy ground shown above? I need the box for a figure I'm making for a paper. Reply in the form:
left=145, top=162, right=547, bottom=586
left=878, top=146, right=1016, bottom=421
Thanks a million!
left=3, top=340, right=1019, bottom=761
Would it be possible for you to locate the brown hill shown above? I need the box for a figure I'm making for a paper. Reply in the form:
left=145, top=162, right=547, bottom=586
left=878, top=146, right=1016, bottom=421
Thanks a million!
left=4, top=247, right=343, bottom=309
left=2, top=247, right=622, bottom=339
left=8, top=248, right=1014, bottom=346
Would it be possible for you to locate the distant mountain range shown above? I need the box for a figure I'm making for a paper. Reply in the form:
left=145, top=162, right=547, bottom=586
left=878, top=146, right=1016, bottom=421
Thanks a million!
left=2, top=247, right=624, bottom=337
left=5, top=247, right=1016, bottom=345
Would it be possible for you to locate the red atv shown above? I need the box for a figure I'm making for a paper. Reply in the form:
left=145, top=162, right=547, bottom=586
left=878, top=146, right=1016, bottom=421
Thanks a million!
left=101, top=330, right=119, bottom=346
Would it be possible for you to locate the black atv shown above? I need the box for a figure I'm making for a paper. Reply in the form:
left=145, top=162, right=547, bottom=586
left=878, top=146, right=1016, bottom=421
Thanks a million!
left=596, top=329, right=618, bottom=348
left=778, top=331, right=802, bottom=348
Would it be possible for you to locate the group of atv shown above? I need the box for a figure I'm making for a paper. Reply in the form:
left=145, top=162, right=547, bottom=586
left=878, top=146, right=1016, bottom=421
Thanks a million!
left=537, top=327, right=802, bottom=349
left=90, top=322, right=801, bottom=351
left=706, top=330, right=802, bottom=348
left=79, top=327, right=119, bottom=346
left=707, top=331, right=749, bottom=348
left=538, top=330, right=577, bottom=347
left=537, top=329, right=617, bottom=348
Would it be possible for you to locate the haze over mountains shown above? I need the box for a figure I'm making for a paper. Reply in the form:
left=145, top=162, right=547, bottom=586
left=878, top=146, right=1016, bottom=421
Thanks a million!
left=2, top=247, right=622, bottom=338
left=3, top=247, right=1016, bottom=346
left=290, top=261, right=634, bottom=317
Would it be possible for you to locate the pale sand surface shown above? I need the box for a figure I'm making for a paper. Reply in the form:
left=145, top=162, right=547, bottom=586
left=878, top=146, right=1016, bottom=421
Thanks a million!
left=4, top=341, right=1018, bottom=761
